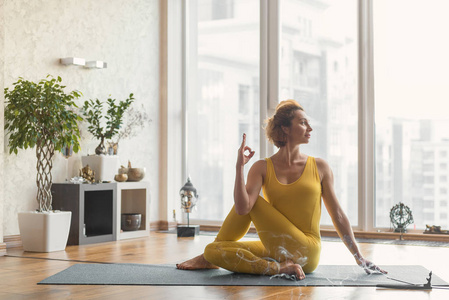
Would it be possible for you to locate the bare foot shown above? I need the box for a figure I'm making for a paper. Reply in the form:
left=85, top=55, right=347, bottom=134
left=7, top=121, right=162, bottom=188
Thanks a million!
left=278, top=260, right=305, bottom=280
left=176, top=254, right=219, bottom=270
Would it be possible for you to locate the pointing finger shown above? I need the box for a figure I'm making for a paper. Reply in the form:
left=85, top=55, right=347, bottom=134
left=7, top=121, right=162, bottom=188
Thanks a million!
left=239, top=134, right=247, bottom=151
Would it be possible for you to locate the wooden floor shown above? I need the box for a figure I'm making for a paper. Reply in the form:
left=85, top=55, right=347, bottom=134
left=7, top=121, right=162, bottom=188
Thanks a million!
left=1, top=232, right=449, bottom=299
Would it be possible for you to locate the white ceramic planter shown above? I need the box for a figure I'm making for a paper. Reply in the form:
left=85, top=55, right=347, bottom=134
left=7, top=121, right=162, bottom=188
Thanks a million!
left=81, top=155, right=119, bottom=182
left=18, top=211, right=71, bottom=252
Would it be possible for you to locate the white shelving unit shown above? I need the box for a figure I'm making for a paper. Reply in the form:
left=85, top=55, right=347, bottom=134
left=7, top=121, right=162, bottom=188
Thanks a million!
left=116, top=181, right=150, bottom=240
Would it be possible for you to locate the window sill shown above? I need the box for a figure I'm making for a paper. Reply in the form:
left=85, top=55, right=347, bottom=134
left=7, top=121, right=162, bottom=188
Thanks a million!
left=320, top=229, right=449, bottom=243
left=199, top=224, right=449, bottom=242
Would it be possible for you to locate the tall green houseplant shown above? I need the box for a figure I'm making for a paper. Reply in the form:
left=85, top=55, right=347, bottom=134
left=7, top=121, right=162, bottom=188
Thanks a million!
left=4, top=75, right=83, bottom=212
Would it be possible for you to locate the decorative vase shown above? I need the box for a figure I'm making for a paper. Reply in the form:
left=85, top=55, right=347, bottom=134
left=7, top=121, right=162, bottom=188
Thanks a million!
left=111, top=142, right=118, bottom=155
left=107, top=141, right=118, bottom=155
left=95, top=137, right=106, bottom=155
left=62, top=145, right=73, bottom=158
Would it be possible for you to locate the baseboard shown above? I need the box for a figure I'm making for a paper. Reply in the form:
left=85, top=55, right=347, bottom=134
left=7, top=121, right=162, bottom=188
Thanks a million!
left=199, top=224, right=257, bottom=234
left=3, top=235, right=22, bottom=249
left=150, top=221, right=160, bottom=231
left=0, top=243, right=6, bottom=256
left=151, top=221, right=178, bottom=231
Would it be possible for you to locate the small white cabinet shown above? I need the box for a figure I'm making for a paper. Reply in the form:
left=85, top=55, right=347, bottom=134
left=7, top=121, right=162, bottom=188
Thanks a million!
left=52, top=182, right=150, bottom=245
left=116, top=181, right=151, bottom=240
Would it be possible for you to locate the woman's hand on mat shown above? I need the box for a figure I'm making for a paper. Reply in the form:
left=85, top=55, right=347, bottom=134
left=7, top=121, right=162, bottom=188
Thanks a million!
left=355, top=256, right=387, bottom=274
left=237, top=133, right=255, bottom=167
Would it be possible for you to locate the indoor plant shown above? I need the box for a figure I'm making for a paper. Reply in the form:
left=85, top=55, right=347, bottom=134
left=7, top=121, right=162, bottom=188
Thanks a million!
left=82, top=94, right=134, bottom=155
left=4, top=75, right=83, bottom=252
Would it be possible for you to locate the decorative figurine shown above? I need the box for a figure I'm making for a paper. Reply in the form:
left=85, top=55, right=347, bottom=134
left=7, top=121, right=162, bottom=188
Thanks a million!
left=79, top=165, right=96, bottom=183
left=177, top=177, right=200, bottom=237
left=390, top=202, right=414, bottom=233
left=424, top=224, right=448, bottom=234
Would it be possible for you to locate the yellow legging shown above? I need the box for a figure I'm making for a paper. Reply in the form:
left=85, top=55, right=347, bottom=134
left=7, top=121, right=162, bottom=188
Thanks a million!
left=203, top=196, right=321, bottom=275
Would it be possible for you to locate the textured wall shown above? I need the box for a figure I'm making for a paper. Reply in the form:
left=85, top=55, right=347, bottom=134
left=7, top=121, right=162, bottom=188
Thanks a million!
left=0, top=0, right=5, bottom=243
left=2, top=0, right=160, bottom=236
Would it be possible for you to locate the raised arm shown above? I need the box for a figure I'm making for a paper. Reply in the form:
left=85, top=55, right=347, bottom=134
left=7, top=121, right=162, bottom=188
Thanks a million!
left=234, top=134, right=265, bottom=215
left=318, top=158, right=387, bottom=274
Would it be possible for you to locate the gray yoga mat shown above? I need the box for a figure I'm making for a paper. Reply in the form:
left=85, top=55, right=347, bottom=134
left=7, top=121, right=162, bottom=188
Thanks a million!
left=38, top=264, right=448, bottom=287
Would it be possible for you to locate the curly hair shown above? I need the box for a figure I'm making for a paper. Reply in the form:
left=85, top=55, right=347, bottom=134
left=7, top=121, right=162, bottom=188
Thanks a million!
left=264, top=99, right=304, bottom=148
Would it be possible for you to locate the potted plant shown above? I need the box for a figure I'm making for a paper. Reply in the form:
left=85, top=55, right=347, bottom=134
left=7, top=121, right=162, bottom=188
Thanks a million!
left=81, top=94, right=134, bottom=182
left=4, top=75, right=83, bottom=252
left=82, top=94, right=134, bottom=155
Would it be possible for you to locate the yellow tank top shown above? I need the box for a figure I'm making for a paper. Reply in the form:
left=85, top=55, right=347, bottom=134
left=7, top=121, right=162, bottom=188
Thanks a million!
left=262, top=156, right=322, bottom=241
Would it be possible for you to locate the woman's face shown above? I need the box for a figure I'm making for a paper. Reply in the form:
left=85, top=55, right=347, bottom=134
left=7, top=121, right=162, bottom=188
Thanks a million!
left=284, top=109, right=313, bottom=145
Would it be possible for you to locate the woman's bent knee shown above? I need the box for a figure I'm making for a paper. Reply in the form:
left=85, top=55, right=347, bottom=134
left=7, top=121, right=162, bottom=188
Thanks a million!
left=203, top=242, right=219, bottom=265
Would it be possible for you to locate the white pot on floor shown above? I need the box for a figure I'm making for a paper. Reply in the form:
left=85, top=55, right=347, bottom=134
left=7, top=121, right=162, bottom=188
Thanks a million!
left=18, top=211, right=71, bottom=252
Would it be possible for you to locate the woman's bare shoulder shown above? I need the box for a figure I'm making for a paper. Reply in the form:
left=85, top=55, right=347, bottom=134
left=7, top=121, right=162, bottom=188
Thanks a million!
left=248, top=159, right=267, bottom=176
left=247, top=159, right=267, bottom=183
left=314, top=157, right=326, bottom=165
left=314, top=157, right=332, bottom=178
left=251, top=159, right=267, bottom=170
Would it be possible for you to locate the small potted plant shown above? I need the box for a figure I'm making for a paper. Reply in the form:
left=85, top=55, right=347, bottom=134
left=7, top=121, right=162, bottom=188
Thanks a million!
left=4, top=75, right=83, bottom=252
left=81, top=94, right=134, bottom=182
left=82, top=94, right=134, bottom=155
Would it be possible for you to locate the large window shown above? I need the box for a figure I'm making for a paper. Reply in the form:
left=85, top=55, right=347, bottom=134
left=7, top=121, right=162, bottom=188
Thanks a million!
left=186, top=0, right=260, bottom=221
left=185, top=0, right=357, bottom=224
left=280, top=0, right=358, bottom=226
left=181, top=0, right=449, bottom=230
left=373, top=0, right=449, bottom=229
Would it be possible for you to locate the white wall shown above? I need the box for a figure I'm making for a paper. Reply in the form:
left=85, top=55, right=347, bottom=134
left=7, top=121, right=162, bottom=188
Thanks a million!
left=1, top=0, right=160, bottom=236
left=0, top=0, right=5, bottom=243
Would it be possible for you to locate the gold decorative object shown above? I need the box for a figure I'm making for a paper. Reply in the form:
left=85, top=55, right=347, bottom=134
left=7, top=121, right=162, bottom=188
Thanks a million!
left=79, top=164, right=95, bottom=183
left=114, top=174, right=128, bottom=182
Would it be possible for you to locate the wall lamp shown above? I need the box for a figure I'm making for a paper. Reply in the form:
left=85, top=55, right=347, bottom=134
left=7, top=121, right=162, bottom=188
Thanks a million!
left=60, top=57, right=107, bottom=69
left=85, top=61, right=107, bottom=69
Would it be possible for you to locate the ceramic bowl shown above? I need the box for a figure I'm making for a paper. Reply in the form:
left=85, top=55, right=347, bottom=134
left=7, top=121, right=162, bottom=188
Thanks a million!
left=127, top=167, right=145, bottom=181
left=121, top=213, right=142, bottom=231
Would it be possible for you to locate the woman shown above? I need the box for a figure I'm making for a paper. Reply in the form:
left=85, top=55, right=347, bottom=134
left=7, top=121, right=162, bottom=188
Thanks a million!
left=177, top=100, right=386, bottom=279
